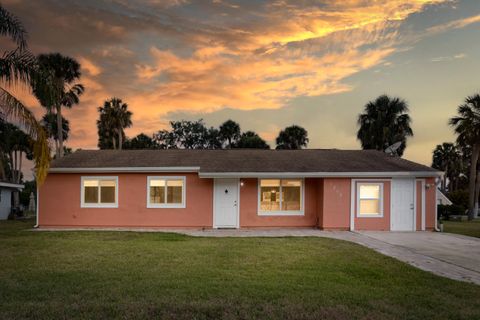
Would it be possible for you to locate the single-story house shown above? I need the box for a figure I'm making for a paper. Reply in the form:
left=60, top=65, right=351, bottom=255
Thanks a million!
left=0, top=181, right=24, bottom=220
left=38, top=149, right=442, bottom=231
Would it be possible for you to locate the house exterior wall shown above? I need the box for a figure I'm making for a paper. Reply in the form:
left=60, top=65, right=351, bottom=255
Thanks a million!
left=321, top=178, right=351, bottom=230
left=39, top=173, right=438, bottom=230
left=425, top=177, right=437, bottom=230
left=353, top=180, right=391, bottom=231
left=239, top=178, right=318, bottom=228
left=0, top=188, right=12, bottom=220
left=39, top=173, right=213, bottom=228
left=416, top=180, right=423, bottom=231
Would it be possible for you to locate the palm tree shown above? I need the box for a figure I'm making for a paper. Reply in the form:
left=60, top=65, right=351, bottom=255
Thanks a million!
left=97, top=98, right=132, bottom=150
left=0, top=4, right=50, bottom=183
left=275, top=125, right=309, bottom=149
left=219, top=120, right=241, bottom=148
left=33, top=53, right=84, bottom=158
left=41, top=112, right=69, bottom=153
left=449, top=94, right=480, bottom=219
left=357, top=95, right=413, bottom=157
left=432, top=143, right=462, bottom=192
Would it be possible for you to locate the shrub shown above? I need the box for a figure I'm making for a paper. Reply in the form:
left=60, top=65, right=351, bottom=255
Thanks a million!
left=437, top=204, right=467, bottom=220
left=447, top=190, right=469, bottom=209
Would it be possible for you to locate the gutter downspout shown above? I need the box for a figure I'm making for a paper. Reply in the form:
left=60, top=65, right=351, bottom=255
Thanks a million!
left=34, top=185, right=39, bottom=228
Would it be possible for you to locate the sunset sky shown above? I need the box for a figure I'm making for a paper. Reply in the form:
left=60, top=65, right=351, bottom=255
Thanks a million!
left=4, top=0, right=480, bottom=166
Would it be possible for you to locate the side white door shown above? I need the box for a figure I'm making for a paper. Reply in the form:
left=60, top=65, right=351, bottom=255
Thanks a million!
left=213, top=179, right=239, bottom=228
left=391, top=178, right=415, bottom=231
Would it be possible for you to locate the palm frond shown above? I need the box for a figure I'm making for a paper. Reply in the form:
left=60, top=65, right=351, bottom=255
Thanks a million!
left=0, top=87, right=51, bottom=183
left=0, top=49, right=37, bottom=85
left=0, top=5, right=27, bottom=49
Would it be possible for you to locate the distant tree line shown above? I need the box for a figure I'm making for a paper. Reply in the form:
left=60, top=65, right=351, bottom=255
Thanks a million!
left=96, top=100, right=310, bottom=150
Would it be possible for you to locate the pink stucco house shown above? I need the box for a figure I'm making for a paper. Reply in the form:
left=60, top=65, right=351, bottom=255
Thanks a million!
left=38, top=149, right=442, bottom=231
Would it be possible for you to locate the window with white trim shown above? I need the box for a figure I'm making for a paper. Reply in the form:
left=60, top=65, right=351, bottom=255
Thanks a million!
left=81, top=177, right=118, bottom=208
left=357, top=183, right=383, bottom=217
left=259, top=179, right=303, bottom=215
left=147, top=176, right=185, bottom=208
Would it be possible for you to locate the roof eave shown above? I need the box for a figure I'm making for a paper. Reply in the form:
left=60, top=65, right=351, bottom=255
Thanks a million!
left=49, top=167, right=201, bottom=173
left=0, top=182, right=24, bottom=189
left=198, top=171, right=443, bottom=178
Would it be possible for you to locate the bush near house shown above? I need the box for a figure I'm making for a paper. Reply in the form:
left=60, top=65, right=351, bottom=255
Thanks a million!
left=438, top=204, right=467, bottom=220
left=447, top=189, right=469, bottom=209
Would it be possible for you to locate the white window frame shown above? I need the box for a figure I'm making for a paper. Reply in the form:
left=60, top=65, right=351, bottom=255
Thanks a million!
left=147, top=176, right=186, bottom=208
left=257, top=178, right=304, bottom=216
left=80, top=176, right=119, bottom=208
left=356, top=182, right=383, bottom=218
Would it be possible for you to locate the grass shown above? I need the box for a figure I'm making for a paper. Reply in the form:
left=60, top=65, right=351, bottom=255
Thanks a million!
left=0, top=221, right=479, bottom=319
left=443, top=219, right=480, bottom=238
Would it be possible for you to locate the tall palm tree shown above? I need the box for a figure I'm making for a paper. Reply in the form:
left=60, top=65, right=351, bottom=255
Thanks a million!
left=0, top=4, right=50, bottom=183
left=357, top=95, right=413, bottom=157
left=449, top=94, right=480, bottom=219
left=33, top=53, right=84, bottom=158
left=275, top=125, right=309, bottom=149
left=432, top=143, right=462, bottom=192
left=219, top=120, right=241, bottom=148
left=41, top=112, right=69, bottom=153
left=97, top=98, right=132, bottom=150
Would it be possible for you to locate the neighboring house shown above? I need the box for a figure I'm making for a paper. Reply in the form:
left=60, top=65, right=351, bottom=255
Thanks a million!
left=0, top=181, right=24, bottom=220
left=436, top=189, right=452, bottom=205
left=38, top=149, right=442, bottom=231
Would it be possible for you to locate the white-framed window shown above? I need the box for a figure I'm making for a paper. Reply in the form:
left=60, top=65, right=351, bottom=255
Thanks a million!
left=357, top=183, right=383, bottom=217
left=258, top=179, right=303, bottom=215
left=81, top=176, right=118, bottom=208
left=147, top=176, right=186, bottom=208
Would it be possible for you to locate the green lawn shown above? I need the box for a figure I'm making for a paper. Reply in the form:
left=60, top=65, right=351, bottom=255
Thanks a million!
left=443, top=219, right=480, bottom=238
left=0, top=221, right=479, bottom=319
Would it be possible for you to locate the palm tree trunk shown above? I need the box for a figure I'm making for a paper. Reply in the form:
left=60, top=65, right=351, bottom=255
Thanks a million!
left=474, top=169, right=480, bottom=218
left=0, top=153, right=6, bottom=181
left=112, top=135, right=117, bottom=150
left=118, top=127, right=123, bottom=150
left=467, top=144, right=480, bottom=220
left=18, top=151, right=23, bottom=184
left=56, top=104, right=64, bottom=158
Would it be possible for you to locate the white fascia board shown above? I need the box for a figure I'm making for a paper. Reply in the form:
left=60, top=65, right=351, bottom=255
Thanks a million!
left=198, top=171, right=443, bottom=178
left=49, top=167, right=200, bottom=173
left=0, top=182, right=24, bottom=189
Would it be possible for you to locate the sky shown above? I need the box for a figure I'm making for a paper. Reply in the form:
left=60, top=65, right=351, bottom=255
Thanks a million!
left=3, top=0, right=480, bottom=168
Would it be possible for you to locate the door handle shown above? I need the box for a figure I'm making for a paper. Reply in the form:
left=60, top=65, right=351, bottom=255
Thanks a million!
left=410, top=204, right=414, bottom=210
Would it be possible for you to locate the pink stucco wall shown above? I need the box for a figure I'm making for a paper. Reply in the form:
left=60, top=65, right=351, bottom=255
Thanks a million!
left=424, top=177, right=437, bottom=230
left=354, top=180, right=391, bottom=231
left=416, top=180, right=423, bottom=231
left=39, top=173, right=438, bottom=231
left=321, top=178, right=351, bottom=230
left=39, top=173, right=213, bottom=228
left=239, top=178, right=319, bottom=228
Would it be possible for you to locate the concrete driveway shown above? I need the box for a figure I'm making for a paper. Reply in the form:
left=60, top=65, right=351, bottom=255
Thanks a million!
left=356, top=231, right=480, bottom=285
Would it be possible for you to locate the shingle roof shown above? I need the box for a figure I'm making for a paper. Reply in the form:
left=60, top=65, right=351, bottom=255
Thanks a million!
left=50, top=149, right=439, bottom=175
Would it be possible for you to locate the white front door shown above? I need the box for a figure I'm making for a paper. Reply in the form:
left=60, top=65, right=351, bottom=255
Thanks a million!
left=391, top=178, right=415, bottom=231
left=213, top=179, right=239, bottom=228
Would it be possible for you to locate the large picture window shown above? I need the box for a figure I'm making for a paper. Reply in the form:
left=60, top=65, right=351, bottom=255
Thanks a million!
left=147, top=176, right=186, bottom=208
left=259, top=179, right=303, bottom=215
left=81, top=177, right=118, bottom=208
left=357, top=183, right=383, bottom=217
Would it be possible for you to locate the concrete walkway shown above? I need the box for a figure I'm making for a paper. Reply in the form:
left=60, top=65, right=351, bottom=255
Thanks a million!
left=179, top=229, right=480, bottom=285
left=35, top=227, right=480, bottom=285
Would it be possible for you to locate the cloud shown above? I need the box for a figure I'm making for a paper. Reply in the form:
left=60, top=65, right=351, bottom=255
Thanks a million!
left=431, top=53, right=467, bottom=62
left=3, top=0, right=477, bottom=157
